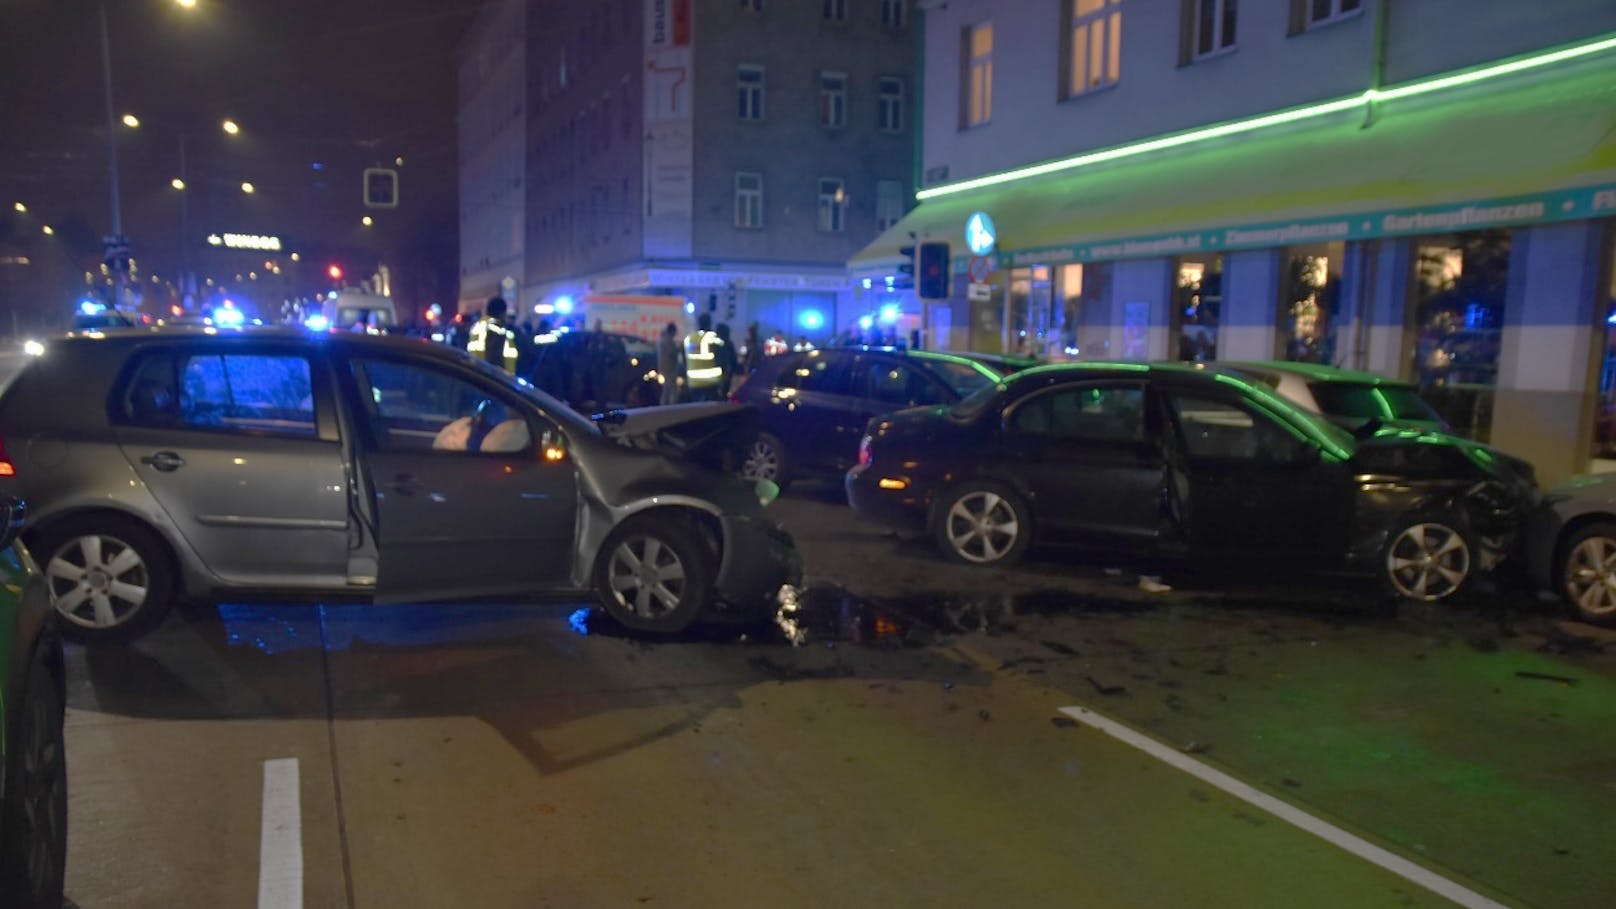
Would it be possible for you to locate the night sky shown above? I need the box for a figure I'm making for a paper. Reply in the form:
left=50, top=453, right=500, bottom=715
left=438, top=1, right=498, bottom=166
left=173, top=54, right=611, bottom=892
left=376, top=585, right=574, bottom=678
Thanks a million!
left=0, top=0, right=481, bottom=319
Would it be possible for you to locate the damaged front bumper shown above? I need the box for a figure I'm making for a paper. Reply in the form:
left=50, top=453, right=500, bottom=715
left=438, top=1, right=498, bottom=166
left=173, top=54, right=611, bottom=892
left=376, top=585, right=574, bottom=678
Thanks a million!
left=714, top=514, right=802, bottom=615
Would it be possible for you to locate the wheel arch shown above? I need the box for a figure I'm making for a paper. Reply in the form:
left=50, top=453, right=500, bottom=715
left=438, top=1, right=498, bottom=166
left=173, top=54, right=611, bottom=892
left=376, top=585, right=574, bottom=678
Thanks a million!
left=23, top=506, right=189, bottom=598
left=1552, top=511, right=1616, bottom=584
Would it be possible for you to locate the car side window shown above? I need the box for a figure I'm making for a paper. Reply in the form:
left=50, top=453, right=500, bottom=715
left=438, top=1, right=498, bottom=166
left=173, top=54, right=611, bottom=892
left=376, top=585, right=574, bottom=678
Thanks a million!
left=1009, top=384, right=1145, bottom=443
left=855, top=360, right=943, bottom=408
left=350, top=358, right=536, bottom=455
left=145, top=353, right=318, bottom=436
left=776, top=353, right=846, bottom=394
left=1169, top=394, right=1309, bottom=462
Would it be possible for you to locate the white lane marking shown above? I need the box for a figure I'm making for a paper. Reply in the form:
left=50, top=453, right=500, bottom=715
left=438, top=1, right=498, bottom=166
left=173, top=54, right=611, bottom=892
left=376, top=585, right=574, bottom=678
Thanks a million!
left=259, top=758, right=304, bottom=909
left=1057, top=706, right=1510, bottom=909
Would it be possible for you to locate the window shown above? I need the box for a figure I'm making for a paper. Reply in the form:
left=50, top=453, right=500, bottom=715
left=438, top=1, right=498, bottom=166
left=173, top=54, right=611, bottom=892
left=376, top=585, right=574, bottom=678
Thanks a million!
left=875, top=180, right=904, bottom=232
left=738, top=64, right=765, bottom=120
left=1011, top=384, right=1144, bottom=443
left=1173, top=255, right=1222, bottom=362
left=350, top=359, right=533, bottom=454
left=1410, top=230, right=1511, bottom=442
left=740, top=0, right=763, bottom=11
left=777, top=352, right=847, bottom=394
left=881, top=0, right=906, bottom=28
left=819, top=72, right=847, bottom=128
left=735, top=171, right=764, bottom=229
left=1170, top=394, right=1309, bottom=462
left=1190, top=0, right=1237, bottom=59
left=877, top=76, right=905, bottom=132
left=962, top=21, right=993, bottom=127
left=817, top=178, right=847, bottom=232
left=1064, top=0, right=1122, bottom=97
left=854, top=360, right=947, bottom=408
left=823, top=0, right=847, bottom=22
left=1296, top=0, right=1361, bottom=29
left=123, top=353, right=316, bottom=436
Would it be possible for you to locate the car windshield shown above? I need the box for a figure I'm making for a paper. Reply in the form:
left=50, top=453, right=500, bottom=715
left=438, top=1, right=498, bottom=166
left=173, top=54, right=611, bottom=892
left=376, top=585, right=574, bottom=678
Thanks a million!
left=1310, top=381, right=1444, bottom=425
left=914, top=354, right=1001, bottom=398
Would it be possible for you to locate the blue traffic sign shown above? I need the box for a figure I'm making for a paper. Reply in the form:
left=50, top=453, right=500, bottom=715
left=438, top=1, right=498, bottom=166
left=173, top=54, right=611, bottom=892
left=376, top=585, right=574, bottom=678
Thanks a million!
left=965, top=211, right=996, bottom=256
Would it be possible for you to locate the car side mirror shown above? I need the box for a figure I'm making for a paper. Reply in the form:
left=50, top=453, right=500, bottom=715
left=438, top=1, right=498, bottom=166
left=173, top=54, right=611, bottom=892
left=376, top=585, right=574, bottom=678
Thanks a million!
left=0, top=496, right=24, bottom=551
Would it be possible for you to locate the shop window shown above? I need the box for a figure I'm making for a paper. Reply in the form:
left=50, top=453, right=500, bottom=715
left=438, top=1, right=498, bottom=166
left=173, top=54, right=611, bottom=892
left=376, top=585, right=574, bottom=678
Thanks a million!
left=1592, top=232, right=1616, bottom=462
left=962, top=21, right=993, bottom=128
left=1174, top=256, right=1223, bottom=362
left=1009, top=266, right=1055, bottom=358
left=1063, top=0, right=1122, bottom=98
left=1411, top=230, right=1511, bottom=442
left=1282, top=242, right=1344, bottom=364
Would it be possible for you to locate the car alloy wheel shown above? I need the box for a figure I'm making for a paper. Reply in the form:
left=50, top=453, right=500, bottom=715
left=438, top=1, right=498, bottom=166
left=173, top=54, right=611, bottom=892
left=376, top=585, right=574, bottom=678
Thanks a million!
left=606, top=535, right=689, bottom=621
left=1385, top=522, right=1471, bottom=601
left=944, top=490, right=1022, bottom=565
left=1563, top=533, right=1616, bottom=620
left=44, top=533, right=151, bottom=630
left=740, top=438, right=781, bottom=481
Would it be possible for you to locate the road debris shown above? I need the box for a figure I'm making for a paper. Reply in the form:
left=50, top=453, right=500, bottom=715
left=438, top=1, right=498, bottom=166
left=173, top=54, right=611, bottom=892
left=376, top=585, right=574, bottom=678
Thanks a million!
left=1514, top=670, right=1580, bottom=686
left=1085, top=675, right=1127, bottom=696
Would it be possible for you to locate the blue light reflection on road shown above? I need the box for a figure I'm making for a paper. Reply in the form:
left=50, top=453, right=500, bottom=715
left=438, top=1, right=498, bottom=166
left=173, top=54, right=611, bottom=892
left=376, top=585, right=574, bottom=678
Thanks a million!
left=217, top=602, right=588, bottom=655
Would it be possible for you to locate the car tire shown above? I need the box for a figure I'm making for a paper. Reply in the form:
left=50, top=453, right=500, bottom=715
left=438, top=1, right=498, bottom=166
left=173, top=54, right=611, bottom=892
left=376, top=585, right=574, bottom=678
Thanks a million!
left=36, top=517, right=177, bottom=643
left=1556, top=521, right=1616, bottom=626
left=0, top=650, right=67, bottom=909
left=593, top=514, right=714, bottom=633
left=934, top=482, right=1032, bottom=567
left=740, top=432, right=790, bottom=489
left=1380, top=515, right=1474, bottom=602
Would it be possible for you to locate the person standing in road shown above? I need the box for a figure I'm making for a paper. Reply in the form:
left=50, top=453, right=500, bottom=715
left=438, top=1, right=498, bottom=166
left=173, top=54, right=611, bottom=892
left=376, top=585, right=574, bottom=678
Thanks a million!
left=467, top=296, right=520, bottom=374
left=657, top=321, right=684, bottom=405
left=714, top=322, right=739, bottom=397
left=684, top=313, right=725, bottom=401
left=741, top=322, right=761, bottom=375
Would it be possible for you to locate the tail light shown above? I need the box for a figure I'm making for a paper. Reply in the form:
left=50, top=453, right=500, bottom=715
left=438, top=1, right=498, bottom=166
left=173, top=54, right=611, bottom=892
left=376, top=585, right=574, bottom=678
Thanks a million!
left=0, top=435, right=14, bottom=477
left=858, top=435, right=873, bottom=467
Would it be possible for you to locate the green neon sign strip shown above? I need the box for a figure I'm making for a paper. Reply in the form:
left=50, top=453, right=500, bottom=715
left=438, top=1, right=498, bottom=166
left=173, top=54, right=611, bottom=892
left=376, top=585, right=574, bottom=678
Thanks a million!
left=916, top=31, right=1616, bottom=201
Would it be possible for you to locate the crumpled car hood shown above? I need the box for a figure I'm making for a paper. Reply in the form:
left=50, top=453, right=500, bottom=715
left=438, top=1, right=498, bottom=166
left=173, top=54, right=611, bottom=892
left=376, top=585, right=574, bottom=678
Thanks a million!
left=594, top=402, right=761, bottom=472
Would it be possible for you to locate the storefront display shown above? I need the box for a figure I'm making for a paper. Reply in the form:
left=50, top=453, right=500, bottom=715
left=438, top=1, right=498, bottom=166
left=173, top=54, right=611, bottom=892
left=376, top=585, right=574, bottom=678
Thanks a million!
left=1410, top=230, right=1511, bottom=441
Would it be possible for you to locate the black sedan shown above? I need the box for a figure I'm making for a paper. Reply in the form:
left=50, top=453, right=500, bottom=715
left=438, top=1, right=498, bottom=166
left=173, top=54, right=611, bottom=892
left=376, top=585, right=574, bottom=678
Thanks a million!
left=847, top=363, right=1537, bottom=601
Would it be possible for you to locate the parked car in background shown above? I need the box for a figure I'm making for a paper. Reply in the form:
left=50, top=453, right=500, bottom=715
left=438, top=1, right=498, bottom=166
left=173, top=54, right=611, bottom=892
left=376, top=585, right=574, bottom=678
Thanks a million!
left=731, top=347, right=1002, bottom=486
left=0, top=496, right=67, bottom=908
left=950, top=351, right=1040, bottom=376
left=528, top=330, right=660, bottom=413
left=1221, top=361, right=1448, bottom=433
left=1526, top=472, right=1616, bottom=625
left=848, top=363, right=1536, bottom=602
left=0, top=330, right=798, bottom=640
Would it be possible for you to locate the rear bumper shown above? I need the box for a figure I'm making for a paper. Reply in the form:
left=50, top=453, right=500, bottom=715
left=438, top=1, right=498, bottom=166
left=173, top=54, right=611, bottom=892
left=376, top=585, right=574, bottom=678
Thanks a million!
left=845, top=464, right=929, bottom=534
left=715, top=515, right=801, bottom=613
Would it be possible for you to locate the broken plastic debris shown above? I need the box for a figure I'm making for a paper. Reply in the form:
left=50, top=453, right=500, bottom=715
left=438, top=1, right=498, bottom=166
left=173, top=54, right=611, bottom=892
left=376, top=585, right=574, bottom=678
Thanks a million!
left=1137, top=575, right=1172, bottom=594
left=774, top=584, right=806, bottom=646
left=1103, top=567, right=1124, bottom=577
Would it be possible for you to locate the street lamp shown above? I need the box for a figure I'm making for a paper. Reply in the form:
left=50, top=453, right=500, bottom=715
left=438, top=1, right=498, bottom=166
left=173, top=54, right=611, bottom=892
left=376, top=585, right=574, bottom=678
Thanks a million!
left=11, top=202, right=24, bottom=214
left=171, top=178, right=186, bottom=191
left=41, top=225, right=54, bottom=236
left=175, top=0, right=197, bottom=7
left=121, top=113, right=140, bottom=129
left=222, top=119, right=240, bottom=136
left=240, top=182, right=255, bottom=194
left=361, top=216, right=373, bottom=227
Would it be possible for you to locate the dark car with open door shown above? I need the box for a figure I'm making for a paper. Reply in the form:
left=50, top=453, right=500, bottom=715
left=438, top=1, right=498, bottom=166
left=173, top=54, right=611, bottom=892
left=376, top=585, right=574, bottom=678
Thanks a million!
left=848, top=363, right=1536, bottom=602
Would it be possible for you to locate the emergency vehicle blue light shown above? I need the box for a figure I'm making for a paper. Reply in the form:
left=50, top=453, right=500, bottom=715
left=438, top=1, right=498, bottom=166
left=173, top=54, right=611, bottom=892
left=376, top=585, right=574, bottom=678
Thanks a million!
left=554, top=295, right=575, bottom=314
left=304, top=314, right=331, bottom=332
left=879, top=304, right=901, bottom=324
left=858, top=315, right=874, bottom=331
left=78, top=299, right=106, bottom=315
left=798, top=309, right=825, bottom=330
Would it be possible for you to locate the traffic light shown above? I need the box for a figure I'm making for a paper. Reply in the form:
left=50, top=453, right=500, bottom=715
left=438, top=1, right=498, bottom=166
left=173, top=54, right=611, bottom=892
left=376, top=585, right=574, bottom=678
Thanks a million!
left=363, top=168, right=399, bottom=209
left=918, top=242, right=950, bottom=300
left=897, top=245, right=916, bottom=290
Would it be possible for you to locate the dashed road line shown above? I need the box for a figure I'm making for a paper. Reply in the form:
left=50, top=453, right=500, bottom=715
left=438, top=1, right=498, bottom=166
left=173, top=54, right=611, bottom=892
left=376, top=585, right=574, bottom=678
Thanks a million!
left=259, top=757, right=303, bottom=909
left=1057, top=705, right=1513, bottom=909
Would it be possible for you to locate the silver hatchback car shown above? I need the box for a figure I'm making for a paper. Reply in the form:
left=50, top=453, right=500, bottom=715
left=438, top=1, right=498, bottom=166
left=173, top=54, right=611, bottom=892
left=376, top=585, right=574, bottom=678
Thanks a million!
left=0, top=329, right=798, bottom=641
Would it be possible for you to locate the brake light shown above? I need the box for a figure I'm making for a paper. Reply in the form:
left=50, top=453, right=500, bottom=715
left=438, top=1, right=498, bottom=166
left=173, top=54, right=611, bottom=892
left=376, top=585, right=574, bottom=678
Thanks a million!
left=0, top=435, right=13, bottom=477
left=858, top=435, right=873, bottom=467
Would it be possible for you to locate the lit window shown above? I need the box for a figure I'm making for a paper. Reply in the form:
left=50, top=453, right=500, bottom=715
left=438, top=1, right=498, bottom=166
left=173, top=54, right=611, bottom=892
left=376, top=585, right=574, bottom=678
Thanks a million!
left=820, top=72, right=847, bottom=128
left=877, top=77, right=904, bottom=132
left=738, top=64, right=765, bottom=120
left=881, top=0, right=906, bottom=28
left=817, top=178, right=847, bottom=233
left=1302, top=0, right=1361, bottom=28
left=735, top=172, right=764, bottom=229
left=1191, top=0, right=1237, bottom=59
left=963, top=21, right=993, bottom=128
left=875, top=180, right=904, bottom=232
left=824, top=0, right=847, bottom=22
left=1066, top=0, right=1122, bottom=97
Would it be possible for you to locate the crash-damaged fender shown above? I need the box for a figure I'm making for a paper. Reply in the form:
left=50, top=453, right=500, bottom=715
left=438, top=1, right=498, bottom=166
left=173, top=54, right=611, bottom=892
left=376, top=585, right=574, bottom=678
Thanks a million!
left=1346, top=476, right=1523, bottom=572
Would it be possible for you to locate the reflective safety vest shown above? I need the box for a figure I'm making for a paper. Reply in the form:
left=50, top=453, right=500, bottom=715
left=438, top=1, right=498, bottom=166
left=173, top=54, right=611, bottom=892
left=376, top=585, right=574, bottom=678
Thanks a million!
left=684, top=329, right=725, bottom=388
left=467, top=317, right=520, bottom=374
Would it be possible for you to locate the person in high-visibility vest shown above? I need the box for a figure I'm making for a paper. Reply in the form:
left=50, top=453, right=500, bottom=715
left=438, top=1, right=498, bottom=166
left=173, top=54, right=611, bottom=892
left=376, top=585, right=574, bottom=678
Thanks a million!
left=466, top=296, right=520, bottom=374
left=683, top=313, right=726, bottom=401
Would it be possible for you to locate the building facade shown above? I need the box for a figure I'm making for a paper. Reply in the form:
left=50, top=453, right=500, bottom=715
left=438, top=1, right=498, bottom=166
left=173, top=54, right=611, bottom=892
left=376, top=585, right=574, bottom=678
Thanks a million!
left=459, top=0, right=916, bottom=342
left=456, top=0, right=529, bottom=313
left=853, top=0, right=1616, bottom=484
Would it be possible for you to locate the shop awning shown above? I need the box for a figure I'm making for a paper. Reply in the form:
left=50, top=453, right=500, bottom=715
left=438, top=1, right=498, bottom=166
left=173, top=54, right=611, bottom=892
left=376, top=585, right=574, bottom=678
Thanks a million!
left=852, top=49, right=1616, bottom=275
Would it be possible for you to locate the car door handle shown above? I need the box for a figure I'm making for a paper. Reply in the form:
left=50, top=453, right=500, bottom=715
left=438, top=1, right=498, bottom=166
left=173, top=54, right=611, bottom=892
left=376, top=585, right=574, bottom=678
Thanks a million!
left=387, top=473, right=423, bottom=495
left=140, top=451, right=186, bottom=472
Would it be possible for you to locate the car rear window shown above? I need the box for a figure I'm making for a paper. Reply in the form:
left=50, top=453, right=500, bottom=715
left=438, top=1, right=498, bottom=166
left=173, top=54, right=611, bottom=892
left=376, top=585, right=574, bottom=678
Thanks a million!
left=1310, top=382, right=1442, bottom=424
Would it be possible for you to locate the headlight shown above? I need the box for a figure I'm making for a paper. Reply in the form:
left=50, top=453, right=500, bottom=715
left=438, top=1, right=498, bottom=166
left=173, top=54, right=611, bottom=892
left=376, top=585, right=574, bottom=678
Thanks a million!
left=755, top=478, right=781, bottom=507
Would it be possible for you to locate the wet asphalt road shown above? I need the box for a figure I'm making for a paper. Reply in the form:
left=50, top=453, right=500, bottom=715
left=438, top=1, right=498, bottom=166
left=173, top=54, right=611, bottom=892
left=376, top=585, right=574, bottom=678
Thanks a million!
left=60, top=486, right=1616, bottom=909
